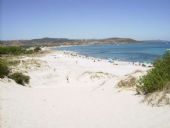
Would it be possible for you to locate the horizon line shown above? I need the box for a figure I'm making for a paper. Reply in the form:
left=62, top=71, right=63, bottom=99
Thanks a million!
left=0, top=36, right=169, bottom=42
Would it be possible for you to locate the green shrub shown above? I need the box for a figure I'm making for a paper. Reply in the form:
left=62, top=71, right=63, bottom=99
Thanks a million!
left=138, top=52, right=170, bottom=94
left=0, top=46, right=25, bottom=55
left=34, top=47, right=41, bottom=52
left=9, top=72, right=30, bottom=86
left=0, top=46, right=35, bottom=55
left=0, top=59, right=10, bottom=78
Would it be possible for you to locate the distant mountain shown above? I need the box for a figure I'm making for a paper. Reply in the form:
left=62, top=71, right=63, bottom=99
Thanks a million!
left=0, top=37, right=137, bottom=46
left=137, top=40, right=170, bottom=44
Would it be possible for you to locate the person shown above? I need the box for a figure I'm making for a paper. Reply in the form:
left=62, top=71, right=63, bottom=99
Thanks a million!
left=66, top=75, right=69, bottom=83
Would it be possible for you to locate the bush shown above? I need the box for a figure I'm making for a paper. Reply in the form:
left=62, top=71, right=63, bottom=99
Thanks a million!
left=0, top=57, right=31, bottom=86
left=0, top=46, right=25, bottom=55
left=0, top=59, right=10, bottom=78
left=9, top=72, right=30, bottom=86
left=34, top=47, right=41, bottom=52
left=0, top=46, right=35, bottom=55
left=138, top=52, right=170, bottom=94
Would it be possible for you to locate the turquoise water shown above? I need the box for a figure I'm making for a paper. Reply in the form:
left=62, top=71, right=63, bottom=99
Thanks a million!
left=54, top=41, right=170, bottom=62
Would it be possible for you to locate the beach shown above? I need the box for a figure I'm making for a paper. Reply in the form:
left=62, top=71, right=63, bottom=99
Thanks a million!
left=0, top=50, right=170, bottom=128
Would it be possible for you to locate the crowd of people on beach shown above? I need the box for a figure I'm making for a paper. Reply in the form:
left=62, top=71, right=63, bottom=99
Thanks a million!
left=61, top=51, right=153, bottom=68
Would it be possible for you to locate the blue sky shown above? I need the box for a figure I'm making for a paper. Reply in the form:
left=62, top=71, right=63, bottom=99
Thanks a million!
left=0, top=0, right=170, bottom=40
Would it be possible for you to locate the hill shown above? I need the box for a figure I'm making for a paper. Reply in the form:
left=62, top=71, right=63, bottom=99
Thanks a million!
left=0, top=37, right=137, bottom=46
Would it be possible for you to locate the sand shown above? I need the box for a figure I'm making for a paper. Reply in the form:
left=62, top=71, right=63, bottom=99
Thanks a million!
left=0, top=50, right=170, bottom=128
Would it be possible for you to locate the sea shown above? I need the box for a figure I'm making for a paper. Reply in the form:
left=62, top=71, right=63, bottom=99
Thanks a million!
left=54, top=41, right=170, bottom=63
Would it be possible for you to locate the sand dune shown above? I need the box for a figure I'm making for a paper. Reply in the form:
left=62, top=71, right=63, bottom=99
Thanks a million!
left=0, top=51, right=170, bottom=128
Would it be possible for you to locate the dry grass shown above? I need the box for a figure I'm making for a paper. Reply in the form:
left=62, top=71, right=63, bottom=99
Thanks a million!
left=117, top=75, right=137, bottom=88
left=80, top=71, right=114, bottom=80
left=142, top=90, right=170, bottom=106
left=117, top=70, right=146, bottom=89
left=11, top=59, right=48, bottom=73
left=140, top=82, right=170, bottom=106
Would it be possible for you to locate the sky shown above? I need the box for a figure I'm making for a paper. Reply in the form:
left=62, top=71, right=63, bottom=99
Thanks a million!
left=0, top=0, right=170, bottom=40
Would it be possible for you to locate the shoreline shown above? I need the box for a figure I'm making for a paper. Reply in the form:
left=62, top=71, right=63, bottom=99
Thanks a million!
left=50, top=47, right=153, bottom=67
left=49, top=49, right=149, bottom=68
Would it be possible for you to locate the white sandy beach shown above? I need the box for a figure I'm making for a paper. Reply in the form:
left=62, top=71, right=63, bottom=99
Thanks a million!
left=0, top=50, right=170, bottom=128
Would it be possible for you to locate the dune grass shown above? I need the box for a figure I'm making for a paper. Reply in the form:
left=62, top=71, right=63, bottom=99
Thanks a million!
left=9, top=72, right=30, bottom=86
left=0, top=46, right=38, bottom=85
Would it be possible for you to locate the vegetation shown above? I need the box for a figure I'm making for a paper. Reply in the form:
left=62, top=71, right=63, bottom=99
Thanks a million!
left=0, top=46, right=43, bottom=86
left=0, top=46, right=41, bottom=55
left=7, top=60, right=20, bottom=66
left=118, top=76, right=137, bottom=88
left=0, top=46, right=35, bottom=85
left=0, top=59, right=10, bottom=78
left=0, top=58, right=30, bottom=86
left=138, top=51, right=170, bottom=94
left=34, top=46, right=41, bottom=52
left=0, top=37, right=137, bottom=46
left=9, top=72, right=30, bottom=86
left=0, top=46, right=27, bottom=55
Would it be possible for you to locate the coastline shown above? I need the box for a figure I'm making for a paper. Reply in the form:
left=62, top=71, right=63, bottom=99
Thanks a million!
left=51, top=46, right=153, bottom=66
left=53, top=43, right=161, bottom=64
left=0, top=48, right=170, bottom=128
